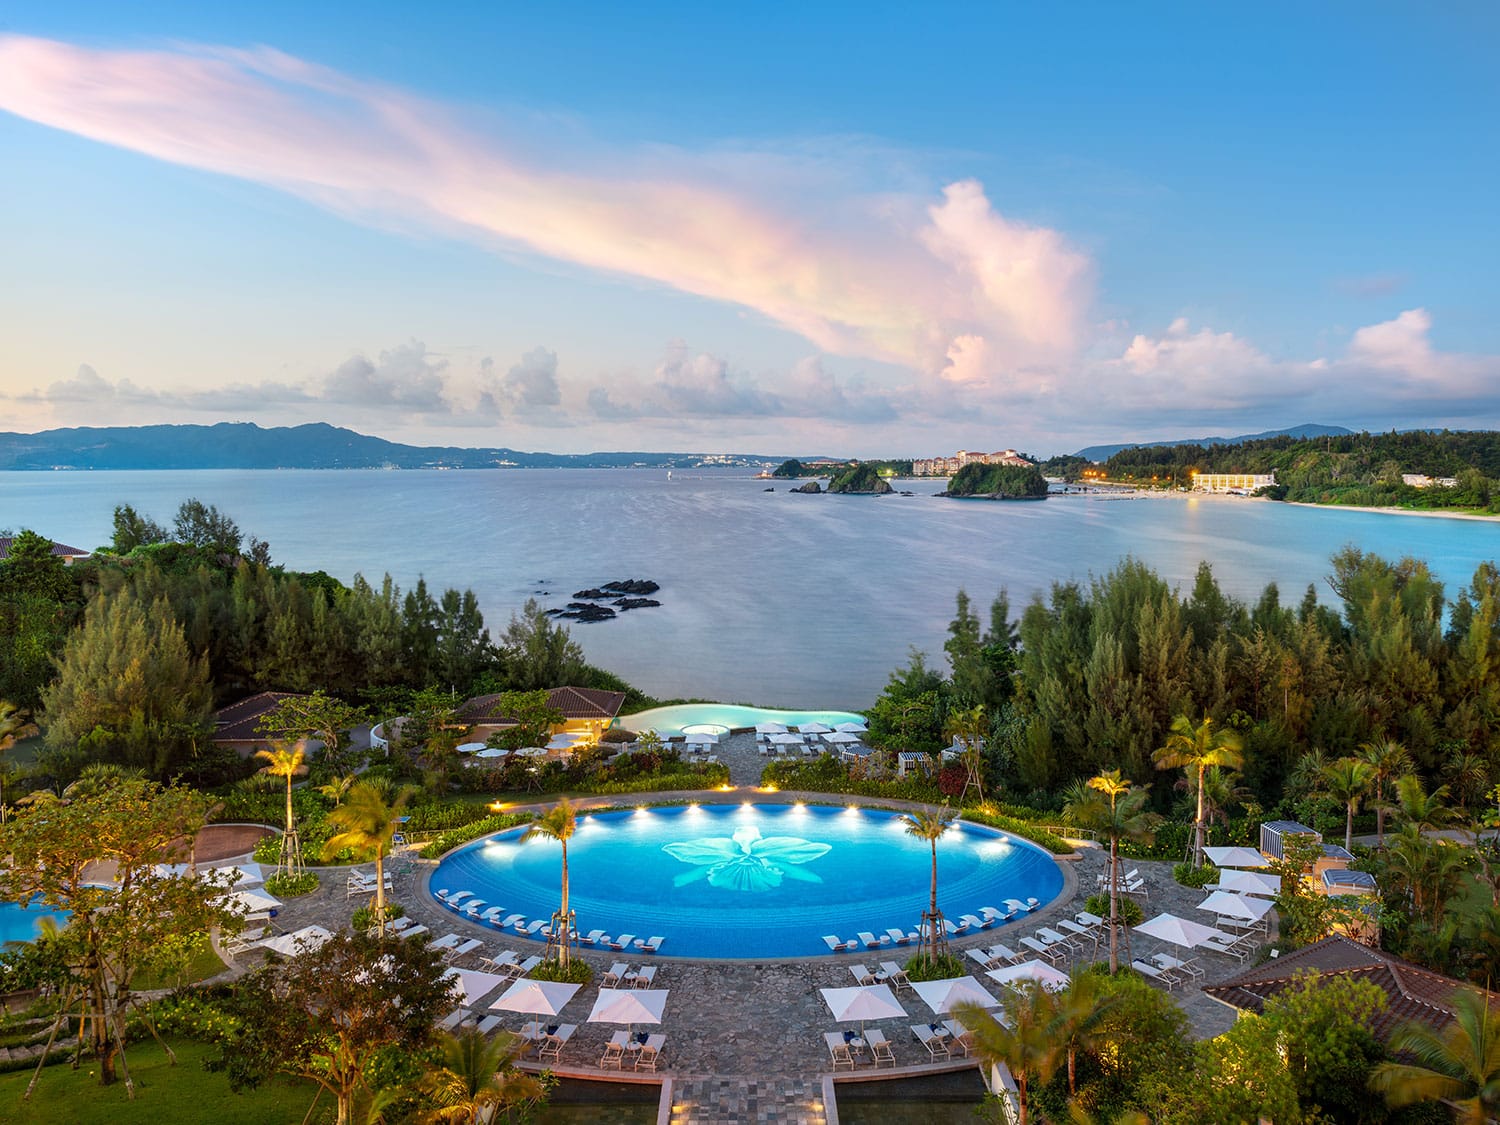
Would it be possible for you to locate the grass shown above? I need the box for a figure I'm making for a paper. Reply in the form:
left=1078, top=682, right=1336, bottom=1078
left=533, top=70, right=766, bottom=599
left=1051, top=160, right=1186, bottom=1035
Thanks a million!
left=132, top=936, right=226, bottom=992
left=0, top=1039, right=317, bottom=1124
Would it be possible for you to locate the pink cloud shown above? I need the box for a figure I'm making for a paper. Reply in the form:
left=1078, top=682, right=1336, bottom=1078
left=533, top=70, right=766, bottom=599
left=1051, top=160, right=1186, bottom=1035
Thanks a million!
left=0, top=35, right=1093, bottom=388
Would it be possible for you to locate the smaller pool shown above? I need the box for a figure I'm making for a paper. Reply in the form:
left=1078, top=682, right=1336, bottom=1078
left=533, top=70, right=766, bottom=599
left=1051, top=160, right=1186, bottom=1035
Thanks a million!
left=0, top=899, right=70, bottom=945
left=620, top=703, right=866, bottom=739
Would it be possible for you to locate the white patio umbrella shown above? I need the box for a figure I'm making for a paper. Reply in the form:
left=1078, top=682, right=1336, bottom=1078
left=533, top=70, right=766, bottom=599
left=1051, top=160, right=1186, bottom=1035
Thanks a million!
left=910, top=976, right=999, bottom=1015
left=824, top=731, right=861, bottom=744
left=798, top=722, right=833, bottom=735
left=755, top=721, right=788, bottom=735
left=217, top=862, right=270, bottom=887
left=1135, top=912, right=1225, bottom=949
left=820, top=983, right=906, bottom=1038
left=259, top=925, right=332, bottom=956
left=1198, top=891, right=1274, bottom=923
left=1213, top=869, right=1281, bottom=897
left=987, top=961, right=1070, bottom=992
left=587, top=988, right=669, bottom=1038
left=456, top=742, right=487, bottom=754
left=516, top=746, right=549, bottom=757
left=769, top=733, right=805, bottom=747
left=1202, top=846, right=1269, bottom=869
left=835, top=721, right=868, bottom=732
left=442, top=967, right=512, bottom=1008
left=489, top=978, right=581, bottom=1016
left=475, top=747, right=508, bottom=759
left=153, top=862, right=194, bottom=878
left=684, top=732, right=718, bottom=746
left=222, top=888, right=281, bottom=915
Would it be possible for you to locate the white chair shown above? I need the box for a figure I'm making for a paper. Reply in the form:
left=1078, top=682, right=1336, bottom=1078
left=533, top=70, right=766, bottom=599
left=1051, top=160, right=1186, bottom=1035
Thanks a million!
left=635, top=1034, right=664, bottom=1071
left=867, top=1028, right=896, bottom=1067
left=824, top=1031, right=855, bottom=1071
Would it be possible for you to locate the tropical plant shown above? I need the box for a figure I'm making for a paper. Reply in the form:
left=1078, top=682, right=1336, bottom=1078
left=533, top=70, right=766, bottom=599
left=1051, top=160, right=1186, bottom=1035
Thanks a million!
left=956, top=982, right=1060, bottom=1125
left=319, top=772, right=358, bottom=806
left=1319, top=757, right=1375, bottom=852
left=420, top=1028, right=546, bottom=1124
left=254, top=741, right=306, bottom=874
left=1358, top=738, right=1414, bottom=846
left=900, top=804, right=956, bottom=960
left=1371, top=987, right=1500, bottom=1124
left=324, top=780, right=411, bottom=933
left=1446, top=750, right=1493, bottom=818
left=1065, top=770, right=1159, bottom=972
left=522, top=797, right=579, bottom=966
left=1053, top=970, right=1119, bottom=1096
left=62, top=761, right=146, bottom=799
left=1395, top=774, right=1455, bottom=835
left=943, top=704, right=988, bottom=804
left=1153, top=714, right=1243, bottom=867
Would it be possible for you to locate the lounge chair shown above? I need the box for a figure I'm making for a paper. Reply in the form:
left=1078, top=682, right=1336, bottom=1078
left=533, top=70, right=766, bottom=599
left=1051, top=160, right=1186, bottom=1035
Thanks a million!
left=608, top=933, right=637, bottom=951
left=967, top=948, right=999, bottom=971
left=855, top=931, right=887, bottom=949
left=461, top=899, right=489, bottom=918
left=986, top=943, right=1021, bottom=966
left=438, top=1008, right=469, bottom=1031
left=1131, top=959, right=1178, bottom=990
left=601, top=961, right=629, bottom=988
left=430, top=933, right=462, bottom=951
left=910, top=1023, right=950, bottom=1059
left=635, top=1034, right=664, bottom=1071
left=519, top=919, right=547, bottom=936
left=443, top=891, right=474, bottom=910
left=634, top=935, right=664, bottom=953
left=879, top=961, right=911, bottom=990
left=885, top=927, right=918, bottom=946
left=478, top=906, right=505, bottom=924
left=600, top=1036, right=625, bottom=1070
left=959, top=913, right=993, bottom=931
left=1058, top=919, right=1097, bottom=949
left=1019, top=935, right=1063, bottom=965
left=538, top=1023, right=576, bottom=1062
left=478, top=951, right=518, bottom=973
left=446, top=938, right=484, bottom=962
left=942, top=918, right=970, bottom=937
left=579, top=929, right=607, bottom=946
left=631, top=965, right=657, bottom=989
left=399, top=924, right=429, bottom=939
left=944, top=1019, right=974, bottom=1057
left=822, top=934, right=857, bottom=951
left=824, top=1031, right=855, bottom=1071
left=867, top=1028, right=896, bottom=1067
left=980, top=905, right=1014, bottom=923
left=851, top=963, right=880, bottom=985
left=512, top=955, right=544, bottom=977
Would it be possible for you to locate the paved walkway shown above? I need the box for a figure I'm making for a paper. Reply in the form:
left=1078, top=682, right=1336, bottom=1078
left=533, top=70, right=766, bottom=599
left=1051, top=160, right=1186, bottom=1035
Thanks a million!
left=236, top=799, right=1245, bottom=1125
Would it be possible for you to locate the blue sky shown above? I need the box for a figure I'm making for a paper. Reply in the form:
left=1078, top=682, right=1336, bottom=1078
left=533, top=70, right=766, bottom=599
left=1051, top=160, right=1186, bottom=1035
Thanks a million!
left=1, top=2, right=1496, bottom=456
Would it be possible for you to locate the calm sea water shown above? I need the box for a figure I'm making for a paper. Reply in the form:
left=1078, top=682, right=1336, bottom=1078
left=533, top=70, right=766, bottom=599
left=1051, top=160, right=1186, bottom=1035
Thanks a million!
left=3, top=469, right=1498, bottom=707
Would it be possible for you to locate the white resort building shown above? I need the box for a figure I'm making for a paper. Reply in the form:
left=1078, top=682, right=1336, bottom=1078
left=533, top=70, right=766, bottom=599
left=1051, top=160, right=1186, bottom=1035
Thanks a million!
left=1190, top=471, right=1277, bottom=494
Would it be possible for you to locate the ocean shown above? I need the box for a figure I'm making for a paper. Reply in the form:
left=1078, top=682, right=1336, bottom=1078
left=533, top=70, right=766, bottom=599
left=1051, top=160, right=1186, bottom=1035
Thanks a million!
left=4, top=469, right=1498, bottom=708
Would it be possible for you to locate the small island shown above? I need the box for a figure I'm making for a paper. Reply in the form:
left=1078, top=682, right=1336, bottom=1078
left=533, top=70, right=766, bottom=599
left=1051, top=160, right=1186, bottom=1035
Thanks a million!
left=826, top=463, right=893, bottom=494
left=940, top=462, right=1049, bottom=499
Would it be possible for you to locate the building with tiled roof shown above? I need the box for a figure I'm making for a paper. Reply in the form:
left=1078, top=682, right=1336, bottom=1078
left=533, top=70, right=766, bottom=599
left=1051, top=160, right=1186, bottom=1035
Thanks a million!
left=455, top=686, right=627, bottom=744
left=1203, top=934, right=1495, bottom=1040
left=210, top=691, right=313, bottom=756
left=0, top=536, right=90, bottom=563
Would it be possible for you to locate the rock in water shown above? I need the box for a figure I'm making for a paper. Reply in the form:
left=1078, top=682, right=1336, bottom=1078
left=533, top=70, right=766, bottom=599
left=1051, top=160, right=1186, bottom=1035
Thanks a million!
left=791, top=480, right=823, bottom=493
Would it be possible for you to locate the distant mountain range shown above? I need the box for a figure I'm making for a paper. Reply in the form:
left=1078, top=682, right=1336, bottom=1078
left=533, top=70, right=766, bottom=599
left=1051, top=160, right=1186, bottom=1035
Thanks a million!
left=0, top=423, right=789, bottom=471
left=1073, top=424, right=1353, bottom=463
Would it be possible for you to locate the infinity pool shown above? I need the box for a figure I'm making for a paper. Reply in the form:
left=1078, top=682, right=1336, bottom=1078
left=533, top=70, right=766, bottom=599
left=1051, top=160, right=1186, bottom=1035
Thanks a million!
left=619, top=704, right=867, bottom=739
left=0, top=899, right=70, bottom=945
left=430, top=804, right=1063, bottom=958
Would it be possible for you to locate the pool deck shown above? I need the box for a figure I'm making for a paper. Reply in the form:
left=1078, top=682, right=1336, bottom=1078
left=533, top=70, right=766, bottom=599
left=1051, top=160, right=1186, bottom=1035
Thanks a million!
left=239, top=784, right=1245, bottom=1123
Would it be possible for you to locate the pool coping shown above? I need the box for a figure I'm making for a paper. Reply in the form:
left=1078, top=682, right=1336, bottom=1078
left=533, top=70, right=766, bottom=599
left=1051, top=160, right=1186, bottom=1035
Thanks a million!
left=417, top=789, right=1081, bottom=968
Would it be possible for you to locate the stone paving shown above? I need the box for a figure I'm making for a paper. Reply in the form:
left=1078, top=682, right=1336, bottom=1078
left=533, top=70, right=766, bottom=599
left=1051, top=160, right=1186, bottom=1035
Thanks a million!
left=230, top=803, right=1248, bottom=1124
left=676, top=728, right=812, bottom=786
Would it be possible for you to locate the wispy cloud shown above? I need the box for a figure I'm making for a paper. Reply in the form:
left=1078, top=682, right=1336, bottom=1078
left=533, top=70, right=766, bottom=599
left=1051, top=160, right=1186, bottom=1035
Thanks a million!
left=0, top=34, right=1093, bottom=386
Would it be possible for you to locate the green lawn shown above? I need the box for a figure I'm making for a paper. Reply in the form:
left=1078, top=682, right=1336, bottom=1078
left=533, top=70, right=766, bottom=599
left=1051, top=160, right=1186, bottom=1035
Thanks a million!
left=0, top=1040, right=318, bottom=1124
left=132, top=935, right=226, bottom=991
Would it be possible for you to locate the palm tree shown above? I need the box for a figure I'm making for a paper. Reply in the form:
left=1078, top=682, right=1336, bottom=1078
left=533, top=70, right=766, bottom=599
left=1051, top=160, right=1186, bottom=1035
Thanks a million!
left=943, top=705, right=988, bottom=805
left=255, top=741, right=307, bottom=875
left=420, top=1028, right=543, bottom=1124
left=1446, top=751, right=1493, bottom=818
left=1052, top=971, right=1117, bottom=1096
left=1371, top=988, right=1500, bottom=1124
left=901, top=804, right=956, bottom=961
left=522, top=797, right=579, bottom=966
left=324, top=780, right=410, bottom=932
left=956, top=983, right=1061, bottom=1125
left=1358, top=738, right=1414, bottom=846
left=1395, top=774, right=1454, bottom=835
left=1320, top=757, right=1376, bottom=853
left=318, top=772, right=357, bottom=807
left=62, top=762, right=146, bottom=799
left=1064, top=770, right=1159, bottom=973
left=1153, top=714, right=1243, bottom=867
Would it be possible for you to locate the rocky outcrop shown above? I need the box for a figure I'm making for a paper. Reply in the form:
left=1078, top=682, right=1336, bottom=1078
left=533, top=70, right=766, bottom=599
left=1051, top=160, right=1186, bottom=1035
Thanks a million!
left=614, top=597, right=662, bottom=610
left=827, top=463, right=894, bottom=494
left=791, top=480, right=823, bottom=493
left=549, top=602, right=617, bottom=622
left=573, top=579, right=660, bottom=599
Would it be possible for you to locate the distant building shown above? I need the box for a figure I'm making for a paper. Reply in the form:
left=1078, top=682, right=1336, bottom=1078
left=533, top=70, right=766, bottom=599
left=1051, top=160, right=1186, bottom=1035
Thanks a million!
left=1190, top=471, right=1277, bottom=494
left=913, top=449, right=1033, bottom=476
left=455, top=686, right=628, bottom=743
left=1402, top=473, right=1460, bottom=489
left=0, top=536, right=90, bottom=564
left=211, top=691, right=315, bottom=757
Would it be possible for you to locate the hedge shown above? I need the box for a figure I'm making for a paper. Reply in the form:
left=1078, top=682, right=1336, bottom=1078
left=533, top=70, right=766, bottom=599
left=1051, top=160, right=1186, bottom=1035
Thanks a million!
left=959, top=807, right=1074, bottom=855
left=418, top=813, right=532, bottom=859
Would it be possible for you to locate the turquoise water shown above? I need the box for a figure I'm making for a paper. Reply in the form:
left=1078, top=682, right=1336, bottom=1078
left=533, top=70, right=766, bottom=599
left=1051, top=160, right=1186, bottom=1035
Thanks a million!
left=0, top=899, right=70, bottom=944
left=5, top=469, right=1499, bottom=706
left=429, top=803, right=1063, bottom=958
left=620, top=703, right=866, bottom=737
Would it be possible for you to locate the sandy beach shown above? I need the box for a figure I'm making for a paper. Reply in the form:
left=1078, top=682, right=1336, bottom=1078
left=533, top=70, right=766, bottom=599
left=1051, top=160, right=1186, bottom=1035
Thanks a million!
left=1057, top=483, right=1500, bottom=524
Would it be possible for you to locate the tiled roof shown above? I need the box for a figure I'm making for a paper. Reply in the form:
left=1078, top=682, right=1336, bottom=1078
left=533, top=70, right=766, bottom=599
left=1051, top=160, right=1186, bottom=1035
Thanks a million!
left=0, top=536, right=89, bottom=561
left=455, top=686, right=627, bottom=725
left=1202, top=934, right=1494, bottom=1039
left=211, top=691, right=308, bottom=742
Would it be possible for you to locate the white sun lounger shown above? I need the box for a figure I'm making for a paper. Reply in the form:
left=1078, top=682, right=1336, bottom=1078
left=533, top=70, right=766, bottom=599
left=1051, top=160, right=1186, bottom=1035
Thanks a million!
left=630, top=965, right=657, bottom=988
left=885, top=927, right=918, bottom=945
left=461, top=900, right=489, bottom=918
left=430, top=933, right=462, bottom=950
left=879, top=961, right=911, bottom=989
left=1019, top=935, right=1063, bottom=964
left=867, top=1028, right=896, bottom=1067
left=479, top=906, right=505, bottom=923
left=911, top=1023, right=950, bottom=1059
left=980, top=905, right=1014, bottom=923
left=443, top=891, right=474, bottom=908
left=634, top=935, right=664, bottom=953
left=851, top=963, right=881, bottom=985
left=601, top=961, right=629, bottom=987
left=1132, top=959, right=1179, bottom=990
left=856, top=931, right=888, bottom=949
left=608, top=933, right=637, bottom=951
left=445, top=938, right=484, bottom=962
left=496, top=914, right=525, bottom=930
left=824, top=1031, right=856, bottom=1071
left=579, top=929, right=607, bottom=946
left=509, top=955, right=543, bottom=977
left=822, top=934, right=857, bottom=951
left=399, top=925, right=429, bottom=939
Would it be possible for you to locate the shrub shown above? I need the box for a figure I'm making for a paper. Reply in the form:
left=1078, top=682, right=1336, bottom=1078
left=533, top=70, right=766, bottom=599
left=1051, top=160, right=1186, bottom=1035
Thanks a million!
left=418, top=813, right=532, bottom=859
left=904, top=951, right=966, bottom=982
left=264, top=871, right=320, bottom=898
left=1085, top=893, right=1143, bottom=926
left=351, top=902, right=406, bottom=932
left=530, top=958, right=595, bottom=985
left=959, top=807, right=1074, bottom=856
left=1173, top=861, right=1220, bottom=888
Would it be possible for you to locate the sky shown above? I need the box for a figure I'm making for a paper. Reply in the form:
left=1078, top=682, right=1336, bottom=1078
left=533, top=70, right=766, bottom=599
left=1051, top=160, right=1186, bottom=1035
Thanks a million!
left=1, top=2, right=1497, bottom=458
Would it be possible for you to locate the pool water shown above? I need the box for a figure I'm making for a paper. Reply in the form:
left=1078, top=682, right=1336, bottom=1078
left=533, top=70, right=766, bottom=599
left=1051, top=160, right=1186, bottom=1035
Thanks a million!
left=431, top=804, right=1063, bottom=958
left=619, top=704, right=866, bottom=738
left=0, top=899, right=70, bottom=944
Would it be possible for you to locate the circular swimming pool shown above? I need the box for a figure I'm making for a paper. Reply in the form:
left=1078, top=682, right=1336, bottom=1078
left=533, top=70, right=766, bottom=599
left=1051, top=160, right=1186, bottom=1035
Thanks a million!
left=430, top=803, right=1064, bottom=958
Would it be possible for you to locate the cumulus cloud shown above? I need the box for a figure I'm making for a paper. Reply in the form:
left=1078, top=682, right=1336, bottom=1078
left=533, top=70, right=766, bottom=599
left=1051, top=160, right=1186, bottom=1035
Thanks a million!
left=0, top=35, right=1093, bottom=390
left=323, top=340, right=449, bottom=410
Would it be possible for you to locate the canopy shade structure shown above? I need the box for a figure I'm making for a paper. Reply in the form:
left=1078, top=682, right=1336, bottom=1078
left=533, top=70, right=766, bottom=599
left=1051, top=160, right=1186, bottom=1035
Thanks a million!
left=768, top=733, right=805, bottom=746
left=442, top=967, right=512, bottom=1008
left=489, top=979, right=581, bottom=1016
left=987, top=961, right=1070, bottom=991
left=823, top=731, right=861, bottom=744
left=1135, top=913, right=1225, bottom=949
left=587, top=988, right=668, bottom=1026
left=755, top=722, right=789, bottom=734
left=222, top=888, right=281, bottom=914
left=1203, top=846, right=1270, bottom=869
left=820, top=984, right=906, bottom=1024
left=1213, top=869, right=1281, bottom=897
left=798, top=722, right=833, bottom=734
left=910, top=976, right=998, bottom=1015
left=259, top=925, right=332, bottom=956
left=1198, top=891, right=1274, bottom=922
left=456, top=742, right=487, bottom=754
left=474, top=747, right=508, bottom=759
left=834, top=721, right=868, bottom=732
left=217, top=862, right=270, bottom=887
left=684, top=733, right=719, bottom=745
